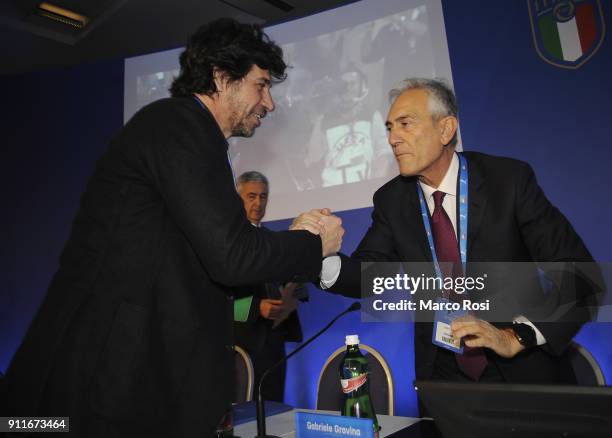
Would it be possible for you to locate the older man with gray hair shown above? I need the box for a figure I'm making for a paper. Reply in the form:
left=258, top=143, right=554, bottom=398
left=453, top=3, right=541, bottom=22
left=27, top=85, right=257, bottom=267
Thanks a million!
left=311, top=77, right=595, bottom=398
left=234, top=170, right=307, bottom=402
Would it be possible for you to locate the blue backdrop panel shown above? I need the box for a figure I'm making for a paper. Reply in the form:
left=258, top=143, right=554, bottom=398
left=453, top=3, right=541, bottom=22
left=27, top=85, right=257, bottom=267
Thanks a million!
left=265, top=208, right=417, bottom=415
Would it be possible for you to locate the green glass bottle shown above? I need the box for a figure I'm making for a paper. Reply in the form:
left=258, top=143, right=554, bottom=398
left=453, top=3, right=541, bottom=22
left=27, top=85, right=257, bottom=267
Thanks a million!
left=339, top=334, right=379, bottom=437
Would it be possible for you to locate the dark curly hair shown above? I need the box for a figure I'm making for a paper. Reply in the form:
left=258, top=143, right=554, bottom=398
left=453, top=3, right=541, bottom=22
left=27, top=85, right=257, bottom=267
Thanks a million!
left=170, top=18, right=287, bottom=97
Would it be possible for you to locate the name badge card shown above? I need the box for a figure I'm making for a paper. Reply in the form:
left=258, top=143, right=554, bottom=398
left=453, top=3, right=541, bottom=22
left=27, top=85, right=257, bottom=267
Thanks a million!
left=432, top=297, right=466, bottom=354
left=296, top=411, right=374, bottom=438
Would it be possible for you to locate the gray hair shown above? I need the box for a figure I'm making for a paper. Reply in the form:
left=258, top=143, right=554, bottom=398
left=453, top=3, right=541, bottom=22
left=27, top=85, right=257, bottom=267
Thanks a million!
left=389, top=78, right=458, bottom=145
left=236, top=171, right=269, bottom=191
left=389, top=77, right=458, bottom=119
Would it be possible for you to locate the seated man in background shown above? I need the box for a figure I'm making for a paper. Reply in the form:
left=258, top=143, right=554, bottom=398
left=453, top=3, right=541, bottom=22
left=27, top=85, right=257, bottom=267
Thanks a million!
left=233, top=171, right=307, bottom=402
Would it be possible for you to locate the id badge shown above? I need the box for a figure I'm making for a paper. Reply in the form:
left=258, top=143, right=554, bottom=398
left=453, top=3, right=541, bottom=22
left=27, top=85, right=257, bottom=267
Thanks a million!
left=432, top=297, right=466, bottom=354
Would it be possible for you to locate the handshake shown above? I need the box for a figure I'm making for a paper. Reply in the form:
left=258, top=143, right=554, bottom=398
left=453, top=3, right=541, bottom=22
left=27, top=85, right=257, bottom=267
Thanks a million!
left=289, top=208, right=344, bottom=258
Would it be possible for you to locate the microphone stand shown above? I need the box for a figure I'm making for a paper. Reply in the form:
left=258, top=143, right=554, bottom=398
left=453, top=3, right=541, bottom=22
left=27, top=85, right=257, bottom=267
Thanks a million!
left=254, top=302, right=361, bottom=438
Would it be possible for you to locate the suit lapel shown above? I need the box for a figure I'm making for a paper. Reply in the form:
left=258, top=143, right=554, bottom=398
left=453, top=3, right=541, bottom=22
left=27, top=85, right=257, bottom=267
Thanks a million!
left=465, top=154, right=488, bottom=257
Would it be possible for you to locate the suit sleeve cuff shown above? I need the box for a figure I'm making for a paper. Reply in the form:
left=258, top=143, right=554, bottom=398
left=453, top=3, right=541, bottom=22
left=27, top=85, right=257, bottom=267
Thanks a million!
left=513, top=315, right=547, bottom=346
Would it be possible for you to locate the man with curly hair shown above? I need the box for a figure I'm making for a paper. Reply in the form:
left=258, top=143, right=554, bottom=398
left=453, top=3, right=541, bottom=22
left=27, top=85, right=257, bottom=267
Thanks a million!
left=2, top=19, right=343, bottom=437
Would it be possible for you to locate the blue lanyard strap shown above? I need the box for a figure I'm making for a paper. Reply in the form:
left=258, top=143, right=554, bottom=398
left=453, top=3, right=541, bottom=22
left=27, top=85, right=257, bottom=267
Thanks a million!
left=416, top=153, right=469, bottom=278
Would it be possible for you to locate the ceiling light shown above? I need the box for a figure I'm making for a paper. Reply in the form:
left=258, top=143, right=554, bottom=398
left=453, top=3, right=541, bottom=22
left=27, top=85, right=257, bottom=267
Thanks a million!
left=37, top=2, right=89, bottom=29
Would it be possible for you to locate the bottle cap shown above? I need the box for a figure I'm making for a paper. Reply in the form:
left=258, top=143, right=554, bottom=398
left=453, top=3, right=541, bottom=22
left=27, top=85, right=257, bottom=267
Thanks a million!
left=345, top=334, right=360, bottom=345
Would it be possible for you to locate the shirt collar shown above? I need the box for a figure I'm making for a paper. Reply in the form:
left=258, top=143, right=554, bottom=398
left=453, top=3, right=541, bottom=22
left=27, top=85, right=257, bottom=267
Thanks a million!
left=419, top=152, right=459, bottom=200
left=192, top=95, right=229, bottom=149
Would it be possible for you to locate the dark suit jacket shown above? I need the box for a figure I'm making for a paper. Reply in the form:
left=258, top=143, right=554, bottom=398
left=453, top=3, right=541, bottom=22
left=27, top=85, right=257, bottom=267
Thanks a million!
left=329, top=152, right=595, bottom=383
left=2, top=97, right=321, bottom=437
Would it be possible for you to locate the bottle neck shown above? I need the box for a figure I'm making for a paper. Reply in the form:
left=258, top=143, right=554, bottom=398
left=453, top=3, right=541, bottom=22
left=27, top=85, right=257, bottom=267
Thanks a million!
left=346, top=344, right=360, bottom=354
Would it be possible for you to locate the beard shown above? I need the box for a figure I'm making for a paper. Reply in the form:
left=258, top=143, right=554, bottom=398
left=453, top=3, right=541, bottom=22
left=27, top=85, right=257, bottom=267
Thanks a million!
left=231, top=116, right=255, bottom=138
left=226, top=86, right=257, bottom=138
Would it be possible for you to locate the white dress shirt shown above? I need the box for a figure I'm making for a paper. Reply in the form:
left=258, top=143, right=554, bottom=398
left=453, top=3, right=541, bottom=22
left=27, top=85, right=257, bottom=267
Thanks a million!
left=418, top=152, right=459, bottom=236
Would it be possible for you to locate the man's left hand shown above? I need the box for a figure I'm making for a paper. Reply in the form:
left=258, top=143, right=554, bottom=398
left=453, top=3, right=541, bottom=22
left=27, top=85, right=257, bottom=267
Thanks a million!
left=451, top=315, right=524, bottom=358
left=272, top=283, right=300, bottom=329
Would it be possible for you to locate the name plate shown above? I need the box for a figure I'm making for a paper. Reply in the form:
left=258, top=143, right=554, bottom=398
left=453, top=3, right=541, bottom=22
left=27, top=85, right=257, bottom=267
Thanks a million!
left=295, top=411, right=374, bottom=438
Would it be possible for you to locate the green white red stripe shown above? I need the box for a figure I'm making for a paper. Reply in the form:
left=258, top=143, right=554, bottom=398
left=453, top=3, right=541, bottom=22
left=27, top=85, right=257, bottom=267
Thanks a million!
left=538, top=2, right=597, bottom=62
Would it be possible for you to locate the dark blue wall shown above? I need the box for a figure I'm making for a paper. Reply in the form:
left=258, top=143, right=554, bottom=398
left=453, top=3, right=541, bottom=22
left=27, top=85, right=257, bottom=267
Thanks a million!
left=0, top=60, right=124, bottom=370
left=1, top=0, right=610, bottom=418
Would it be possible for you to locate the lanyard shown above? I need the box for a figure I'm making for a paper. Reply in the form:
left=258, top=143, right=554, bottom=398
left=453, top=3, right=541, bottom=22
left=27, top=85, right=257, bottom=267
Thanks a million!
left=191, top=96, right=236, bottom=185
left=416, top=153, right=468, bottom=278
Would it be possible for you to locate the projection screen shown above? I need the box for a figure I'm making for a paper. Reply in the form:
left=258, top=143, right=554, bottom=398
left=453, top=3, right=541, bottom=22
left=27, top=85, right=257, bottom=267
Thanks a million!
left=124, top=0, right=456, bottom=220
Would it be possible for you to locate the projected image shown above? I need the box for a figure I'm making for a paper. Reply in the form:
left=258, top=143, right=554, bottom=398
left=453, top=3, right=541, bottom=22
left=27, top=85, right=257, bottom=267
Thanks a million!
left=278, top=57, right=389, bottom=191
left=136, top=69, right=178, bottom=111
left=125, top=0, right=454, bottom=220
left=230, top=5, right=433, bottom=194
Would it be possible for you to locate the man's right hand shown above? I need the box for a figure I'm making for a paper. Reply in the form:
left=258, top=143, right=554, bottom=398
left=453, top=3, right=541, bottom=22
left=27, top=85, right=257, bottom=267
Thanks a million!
left=259, top=299, right=284, bottom=320
left=291, top=208, right=344, bottom=257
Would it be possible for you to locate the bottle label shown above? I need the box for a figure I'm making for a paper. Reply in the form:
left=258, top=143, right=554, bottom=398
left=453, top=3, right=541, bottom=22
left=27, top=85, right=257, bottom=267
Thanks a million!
left=340, top=373, right=367, bottom=394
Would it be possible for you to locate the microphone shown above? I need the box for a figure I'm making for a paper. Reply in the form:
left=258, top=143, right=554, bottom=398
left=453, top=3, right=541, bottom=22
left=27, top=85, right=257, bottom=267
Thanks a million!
left=254, top=301, right=361, bottom=438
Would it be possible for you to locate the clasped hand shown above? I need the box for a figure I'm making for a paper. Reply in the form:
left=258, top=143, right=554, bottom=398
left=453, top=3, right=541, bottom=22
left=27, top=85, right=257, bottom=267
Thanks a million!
left=290, top=208, right=344, bottom=257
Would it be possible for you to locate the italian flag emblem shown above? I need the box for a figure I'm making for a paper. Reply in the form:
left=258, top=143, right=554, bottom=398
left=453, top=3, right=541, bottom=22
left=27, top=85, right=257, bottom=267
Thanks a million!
left=528, top=0, right=606, bottom=69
